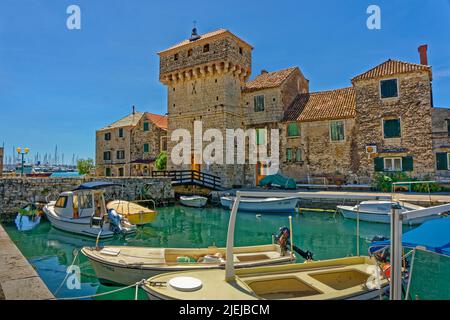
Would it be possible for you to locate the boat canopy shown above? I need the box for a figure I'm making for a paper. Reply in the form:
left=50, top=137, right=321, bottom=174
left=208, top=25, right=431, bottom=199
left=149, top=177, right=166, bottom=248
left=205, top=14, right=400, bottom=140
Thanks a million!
left=258, top=173, right=297, bottom=190
left=73, top=181, right=123, bottom=191
left=369, top=216, right=450, bottom=257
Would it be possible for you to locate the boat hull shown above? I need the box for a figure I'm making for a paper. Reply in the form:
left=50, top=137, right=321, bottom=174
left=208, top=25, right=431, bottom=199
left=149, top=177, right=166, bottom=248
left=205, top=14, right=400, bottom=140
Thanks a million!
left=44, top=207, right=135, bottom=239
left=220, top=196, right=299, bottom=213
left=338, top=206, right=440, bottom=225
left=180, top=196, right=208, bottom=208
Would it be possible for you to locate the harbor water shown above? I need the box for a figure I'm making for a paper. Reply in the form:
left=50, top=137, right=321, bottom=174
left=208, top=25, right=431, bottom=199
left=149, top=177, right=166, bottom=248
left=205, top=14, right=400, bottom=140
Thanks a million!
left=3, top=205, right=450, bottom=300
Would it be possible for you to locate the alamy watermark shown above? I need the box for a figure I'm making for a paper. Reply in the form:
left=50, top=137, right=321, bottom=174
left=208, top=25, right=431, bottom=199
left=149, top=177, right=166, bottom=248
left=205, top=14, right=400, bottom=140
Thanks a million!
left=66, top=5, right=81, bottom=30
left=367, top=5, right=381, bottom=30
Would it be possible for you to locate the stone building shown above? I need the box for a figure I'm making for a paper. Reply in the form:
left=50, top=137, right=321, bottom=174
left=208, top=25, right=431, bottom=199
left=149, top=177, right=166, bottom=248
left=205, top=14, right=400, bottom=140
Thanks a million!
left=432, top=107, right=450, bottom=179
left=96, top=110, right=167, bottom=177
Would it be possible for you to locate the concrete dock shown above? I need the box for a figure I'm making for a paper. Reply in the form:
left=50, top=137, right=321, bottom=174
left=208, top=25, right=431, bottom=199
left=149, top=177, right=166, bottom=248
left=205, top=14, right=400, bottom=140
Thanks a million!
left=0, top=225, right=54, bottom=300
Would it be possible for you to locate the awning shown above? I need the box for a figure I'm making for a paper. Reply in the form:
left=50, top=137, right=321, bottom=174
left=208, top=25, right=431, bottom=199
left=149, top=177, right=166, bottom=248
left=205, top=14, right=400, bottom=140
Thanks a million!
left=73, top=181, right=123, bottom=191
left=369, top=216, right=450, bottom=257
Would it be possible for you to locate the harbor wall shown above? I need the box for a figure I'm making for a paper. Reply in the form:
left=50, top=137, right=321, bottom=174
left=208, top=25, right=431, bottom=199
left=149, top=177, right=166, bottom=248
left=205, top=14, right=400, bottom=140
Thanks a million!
left=0, top=177, right=174, bottom=222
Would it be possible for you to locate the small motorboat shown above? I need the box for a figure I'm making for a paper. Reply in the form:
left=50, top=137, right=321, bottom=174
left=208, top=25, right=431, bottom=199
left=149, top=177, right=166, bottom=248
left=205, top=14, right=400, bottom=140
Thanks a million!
left=179, top=195, right=208, bottom=208
left=107, top=200, right=157, bottom=226
left=43, top=182, right=136, bottom=239
left=81, top=243, right=296, bottom=286
left=142, top=255, right=388, bottom=300
left=220, top=196, right=299, bottom=213
left=15, top=203, right=43, bottom=231
left=337, top=201, right=440, bottom=225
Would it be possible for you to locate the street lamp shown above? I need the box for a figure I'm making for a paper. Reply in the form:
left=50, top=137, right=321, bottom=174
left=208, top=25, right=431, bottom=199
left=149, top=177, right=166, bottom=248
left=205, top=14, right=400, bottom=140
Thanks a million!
left=16, top=147, right=30, bottom=177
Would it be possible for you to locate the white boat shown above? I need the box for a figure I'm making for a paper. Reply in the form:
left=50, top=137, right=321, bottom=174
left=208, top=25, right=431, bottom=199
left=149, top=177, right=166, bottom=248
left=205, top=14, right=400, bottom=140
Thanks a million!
left=179, top=195, right=208, bottom=208
left=220, top=196, right=299, bottom=213
left=81, top=244, right=295, bottom=286
left=15, top=203, right=42, bottom=231
left=43, top=182, right=137, bottom=239
left=337, top=201, right=440, bottom=225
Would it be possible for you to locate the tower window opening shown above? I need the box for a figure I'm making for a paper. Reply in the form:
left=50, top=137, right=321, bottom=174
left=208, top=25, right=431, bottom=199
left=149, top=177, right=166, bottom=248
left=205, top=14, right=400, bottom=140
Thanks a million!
left=188, top=49, right=193, bottom=57
left=174, top=53, right=178, bottom=61
left=239, top=47, right=243, bottom=54
left=203, top=44, right=210, bottom=53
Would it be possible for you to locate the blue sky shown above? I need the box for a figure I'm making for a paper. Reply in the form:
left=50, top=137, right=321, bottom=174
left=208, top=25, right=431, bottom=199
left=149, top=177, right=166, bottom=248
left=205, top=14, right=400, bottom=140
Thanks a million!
left=1, top=0, right=449, bottom=163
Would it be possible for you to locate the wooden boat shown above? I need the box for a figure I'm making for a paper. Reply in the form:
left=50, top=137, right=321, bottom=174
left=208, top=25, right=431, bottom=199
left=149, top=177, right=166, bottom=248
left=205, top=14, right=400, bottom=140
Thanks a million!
left=220, top=196, right=299, bottom=213
left=142, top=191, right=388, bottom=300
left=81, top=244, right=295, bottom=286
left=337, top=201, right=440, bottom=225
left=107, top=200, right=157, bottom=226
left=43, top=182, right=136, bottom=239
left=142, top=256, right=388, bottom=300
left=179, top=196, right=208, bottom=208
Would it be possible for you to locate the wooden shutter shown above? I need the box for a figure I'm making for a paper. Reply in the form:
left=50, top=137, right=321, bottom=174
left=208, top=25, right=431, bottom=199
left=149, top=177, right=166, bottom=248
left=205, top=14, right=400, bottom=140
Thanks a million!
left=436, top=153, right=448, bottom=170
left=374, top=157, right=384, bottom=172
left=384, top=119, right=401, bottom=138
left=380, top=79, right=398, bottom=98
left=402, top=156, right=413, bottom=172
left=287, top=123, right=299, bottom=137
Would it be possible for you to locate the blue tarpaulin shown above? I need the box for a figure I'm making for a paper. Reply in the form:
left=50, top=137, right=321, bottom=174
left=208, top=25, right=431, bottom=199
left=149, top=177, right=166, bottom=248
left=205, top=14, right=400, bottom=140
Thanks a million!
left=73, top=181, right=123, bottom=191
left=369, top=216, right=450, bottom=257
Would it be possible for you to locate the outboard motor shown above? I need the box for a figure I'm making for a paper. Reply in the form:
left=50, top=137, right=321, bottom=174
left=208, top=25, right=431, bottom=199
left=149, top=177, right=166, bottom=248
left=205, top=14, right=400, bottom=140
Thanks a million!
left=274, top=226, right=314, bottom=261
left=108, top=209, right=124, bottom=234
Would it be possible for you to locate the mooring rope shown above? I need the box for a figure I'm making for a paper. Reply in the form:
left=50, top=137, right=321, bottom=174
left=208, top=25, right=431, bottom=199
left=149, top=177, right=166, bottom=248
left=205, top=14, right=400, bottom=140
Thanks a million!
left=49, top=280, right=145, bottom=300
left=53, top=249, right=80, bottom=296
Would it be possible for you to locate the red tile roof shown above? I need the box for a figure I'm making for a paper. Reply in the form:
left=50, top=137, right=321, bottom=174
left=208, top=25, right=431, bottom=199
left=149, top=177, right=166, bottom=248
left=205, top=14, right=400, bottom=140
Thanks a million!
left=352, top=59, right=431, bottom=82
left=242, top=67, right=298, bottom=93
left=284, top=87, right=356, bottom=122
left=99, top=112, right=145, bottom=131
left=145, top=112, right=168, bottom=130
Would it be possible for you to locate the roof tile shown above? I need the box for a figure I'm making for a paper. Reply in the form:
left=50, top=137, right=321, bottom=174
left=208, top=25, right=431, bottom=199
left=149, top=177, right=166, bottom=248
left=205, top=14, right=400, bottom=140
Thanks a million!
left=352, top=59, right=431, bottom=82
left=284, top=87, right=356, bottom=122
left=243, top=67, right=297, bottom=92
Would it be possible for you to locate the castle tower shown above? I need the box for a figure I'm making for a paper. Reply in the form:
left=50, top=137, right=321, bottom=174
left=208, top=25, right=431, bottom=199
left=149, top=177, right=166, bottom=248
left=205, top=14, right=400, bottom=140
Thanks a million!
left=158, top=29, right=253, bottom=188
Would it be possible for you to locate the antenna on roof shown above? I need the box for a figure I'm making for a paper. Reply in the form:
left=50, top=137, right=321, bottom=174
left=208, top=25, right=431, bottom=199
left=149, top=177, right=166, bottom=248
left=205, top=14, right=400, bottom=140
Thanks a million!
left=190, top=21, right=201, bottom=41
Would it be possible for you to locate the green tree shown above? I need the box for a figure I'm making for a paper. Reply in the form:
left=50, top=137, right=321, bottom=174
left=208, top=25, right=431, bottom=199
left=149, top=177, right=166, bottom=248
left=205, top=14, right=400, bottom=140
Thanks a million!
left=77, top=158, right=95, bottom=175
left=155, top=152, right=167, bottom=170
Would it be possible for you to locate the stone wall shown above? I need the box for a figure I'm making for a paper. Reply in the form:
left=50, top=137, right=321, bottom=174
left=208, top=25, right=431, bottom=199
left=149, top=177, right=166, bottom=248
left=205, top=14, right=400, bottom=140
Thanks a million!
left=432, top=107, right=450, bottom=178
left=353, top=71, right=434, bottom=179
left=0, top=177, right=174, bottom=221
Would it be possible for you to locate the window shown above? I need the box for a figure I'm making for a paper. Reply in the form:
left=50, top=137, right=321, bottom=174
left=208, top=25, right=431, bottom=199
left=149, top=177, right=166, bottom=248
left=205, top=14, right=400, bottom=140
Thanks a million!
left=203, top=44, right=209, bottom=52
left=188, top=49, right=193, bottom=57
left=104, top=132, right=111, bottom=141
left=383, top=119, right=401, bottom=138
left=55, top=196, right=68, bottom=208
left=380, top=79, right=398, bottom=99
left=384, top=157, right=402, bottom=172
left=254, top=95, right=265, bottom=112
left=116, top=150, right=125, bottom=160
left=447, top=120, right=450, bottom=137
left=103, top=151, right=111, bottom=161
left=330, top=121, right=345, bottom=141
left=79, top=194, right=93, bottom=209
left=144, top=143, right=149, bottom=153
left=118, top=128, right=124, bottom=138
left=287, top=123, right=300, bottom=137
left=105, top=167, right=111, bottom=177
left=161, top=136, right=167, bottom=151
left=239, top=47, right=243, bottom=55
left=118, top=167, right=124, bottom=177
left=286, top=148, right=293, bottom=162
left=295, top=149, right=302, bottom=162
left=436, top=152, right=450, bottom=170
left=143, top=122, right=149, bottom=131
left=256, top=128, right=265, bottom=145
left=174, top=53, right=178, bottom=61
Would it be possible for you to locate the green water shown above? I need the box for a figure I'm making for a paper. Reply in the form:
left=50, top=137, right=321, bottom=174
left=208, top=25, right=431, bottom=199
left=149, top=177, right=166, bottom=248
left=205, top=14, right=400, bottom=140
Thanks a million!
left=3, top=205, right=450, bottom=300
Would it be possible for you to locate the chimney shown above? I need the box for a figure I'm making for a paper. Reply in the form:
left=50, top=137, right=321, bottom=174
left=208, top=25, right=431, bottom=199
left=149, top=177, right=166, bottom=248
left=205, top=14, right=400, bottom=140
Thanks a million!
left=261, top=69, right=268, bottom=75
left=418, top=45, right=428, bottom=65
left=132, top=105, right=136, bottom=115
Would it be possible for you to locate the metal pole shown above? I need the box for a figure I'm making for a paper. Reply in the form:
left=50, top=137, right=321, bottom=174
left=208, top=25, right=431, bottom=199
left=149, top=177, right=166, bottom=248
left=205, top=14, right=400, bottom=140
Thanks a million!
left=390, top=203, right=403, bottom=300
left=225, top=191, right=241, bottom=282
left=405, top=249, right=416, bottom=300
left=356, top=202, right=360, bottom=256
left=21, top=153, right=24, bottom=176
left=289, top=216, right=293, bottom=255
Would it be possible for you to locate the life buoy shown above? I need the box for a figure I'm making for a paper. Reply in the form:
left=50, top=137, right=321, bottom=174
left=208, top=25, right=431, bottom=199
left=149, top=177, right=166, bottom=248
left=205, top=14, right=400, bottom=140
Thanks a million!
left=381, top=263, right=391, bottom=278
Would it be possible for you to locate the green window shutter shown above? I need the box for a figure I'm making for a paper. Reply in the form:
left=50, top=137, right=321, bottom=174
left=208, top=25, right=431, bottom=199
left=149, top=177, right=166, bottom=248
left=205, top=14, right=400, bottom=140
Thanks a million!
left=296, top=149, right=302, bottom=162
left=254, top=95, right=265, bottom=112
left=380, top=79, right=398, bottom=98
left=287, top=123, right=299, bottom=137
left=144, top=143, right=149, bottom=153
left=436, top=153, right=448, bottom=170
left=330, top=121, right=344, bottom=141
left=447, top=121, right=450, bottom=137
left=384, top=119, right=401, bottom=138
left=286, top=148, right=292, bottom=161
left=374, top=157, right=384, bottom=172
left=256, top=129, right=265, bottom=145
left=402, top=156, right=413, bottom=172
left=143, top=122, right=149, bottom=131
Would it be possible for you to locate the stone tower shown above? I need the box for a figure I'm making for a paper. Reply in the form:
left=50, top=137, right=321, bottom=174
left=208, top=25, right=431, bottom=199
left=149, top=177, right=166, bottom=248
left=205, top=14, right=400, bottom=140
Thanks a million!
left=158, top=29, right=253, bottom=188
